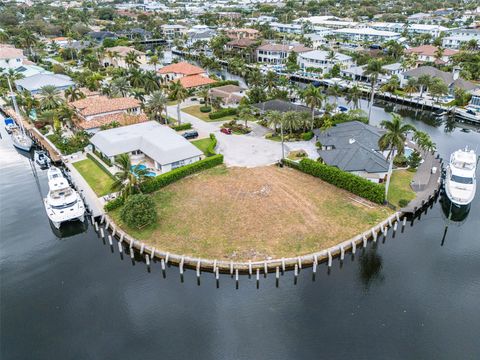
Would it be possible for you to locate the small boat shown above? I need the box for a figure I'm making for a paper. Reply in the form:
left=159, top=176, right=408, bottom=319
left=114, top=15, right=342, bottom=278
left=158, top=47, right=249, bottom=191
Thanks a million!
left=445, top=147, right=477, bottom=207
left=34, top=150, right=51, bottom=168
left=44, top=167, right=85, bottom=229
left=4, top=118, right=16, bottom=134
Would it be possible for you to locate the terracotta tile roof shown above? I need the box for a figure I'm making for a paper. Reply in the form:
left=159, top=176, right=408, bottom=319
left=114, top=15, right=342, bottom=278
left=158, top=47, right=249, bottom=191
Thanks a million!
left=226, top=38, right=257, bottom=48
left=158, top=62, right=205, bottom=76
left=0, top=45, right=24, bottom=60
left=257, top=43, right=312, bottom=53
left=75, top=113, right=148, bottom=130
left=178, top=75, right=216, bottom=89
left=70, top=96, right=141, bottom=117
left=406, top=45, right=458, bottom=57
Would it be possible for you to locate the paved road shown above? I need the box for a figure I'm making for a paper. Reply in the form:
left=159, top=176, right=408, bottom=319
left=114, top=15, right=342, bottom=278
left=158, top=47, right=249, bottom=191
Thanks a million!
left=167, top=104, right=282, bottom=167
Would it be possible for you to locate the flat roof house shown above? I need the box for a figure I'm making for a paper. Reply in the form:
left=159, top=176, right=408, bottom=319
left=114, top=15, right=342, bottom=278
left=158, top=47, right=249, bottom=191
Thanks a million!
left=70, top=95, right=146, bottom=133
left=297, top=50, right=353, bottom=72
left=14, top=73, right=75, bottom=95
left=313, top=121, right=390, bottom=183
left=90, top=121, right=203, bottom=174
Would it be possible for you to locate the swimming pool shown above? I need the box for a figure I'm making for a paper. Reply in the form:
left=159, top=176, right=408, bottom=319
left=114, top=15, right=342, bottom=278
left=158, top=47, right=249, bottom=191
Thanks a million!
left=130, top=165, right=156, bottom=177
left=404, top=147, right=414, bottom=158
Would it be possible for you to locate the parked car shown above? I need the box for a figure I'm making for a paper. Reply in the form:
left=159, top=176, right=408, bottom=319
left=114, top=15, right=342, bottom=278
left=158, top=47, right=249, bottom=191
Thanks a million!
left=182, top=130, right=199, bottom=139
left=220, top=128, right=232, bottom=135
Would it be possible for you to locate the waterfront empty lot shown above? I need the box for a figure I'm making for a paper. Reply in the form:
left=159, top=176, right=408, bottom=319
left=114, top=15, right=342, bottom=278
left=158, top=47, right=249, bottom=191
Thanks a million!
left=111, top=166, right=391, bottom=261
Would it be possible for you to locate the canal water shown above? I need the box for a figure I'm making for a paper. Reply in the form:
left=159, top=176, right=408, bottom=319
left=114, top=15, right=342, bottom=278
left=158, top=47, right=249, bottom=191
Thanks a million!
left=1, top=105, right=479, bottom=359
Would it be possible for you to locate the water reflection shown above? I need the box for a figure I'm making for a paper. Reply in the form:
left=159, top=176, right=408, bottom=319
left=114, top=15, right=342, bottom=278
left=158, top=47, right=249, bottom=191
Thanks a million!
left=358, top=244, right=384, bottom=290
left=440, top=195, right=471, bottom=224
left=49, top=219, right=89, bottom=239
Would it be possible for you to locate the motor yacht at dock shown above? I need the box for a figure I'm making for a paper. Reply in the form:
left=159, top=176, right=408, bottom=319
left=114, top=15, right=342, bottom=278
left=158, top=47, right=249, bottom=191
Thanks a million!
left=44, top=167, right=85, bottom=228
left=445, top=147, right=477, bottom=207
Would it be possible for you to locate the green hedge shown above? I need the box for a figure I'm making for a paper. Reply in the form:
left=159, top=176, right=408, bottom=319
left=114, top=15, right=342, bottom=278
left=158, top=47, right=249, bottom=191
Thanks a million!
left=200, top=106, right=212, bottom=113
left=209, top=107, right=238, bottom=120
left=94, top=149, right=112, bottom=166
left=302, top=131, right=314, bottom=141
left=284, top=158, right=385, bottom=204
left=206, top=133, right=217, bottom=157
left=86, top=153, right=116, bottom=180
left=171, top=122, right=192, bottom=131
left=209, top=80, right=239, bottom=88
left=104, top=196, right=124, bottom=211
left=140, top=154, right=224, bottom=193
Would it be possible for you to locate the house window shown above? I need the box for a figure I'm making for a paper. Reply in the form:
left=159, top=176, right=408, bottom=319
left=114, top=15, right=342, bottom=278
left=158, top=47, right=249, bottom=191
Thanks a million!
left=171, top=160, right=185, bottom=169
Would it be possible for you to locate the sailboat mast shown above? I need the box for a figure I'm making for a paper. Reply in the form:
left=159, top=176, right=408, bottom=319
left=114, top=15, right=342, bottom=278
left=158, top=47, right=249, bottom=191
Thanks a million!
left=7, top=75, right=25, bottom=134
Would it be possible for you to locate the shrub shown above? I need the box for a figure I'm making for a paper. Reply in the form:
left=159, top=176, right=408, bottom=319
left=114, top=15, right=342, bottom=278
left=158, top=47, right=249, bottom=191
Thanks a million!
left=408, top=150, right=422, bottom=169
left=120, top=194, right=157, bottom=230
left=315, top=141, right=322, bottom=148
left=140, top=154, right=224, bottom=193
left=393, top=154, right=408, bottom=167
left=398, top=199, right=410, bottom=207
left=206, top=133, right=217, bottom=157
left=104, top=196, right=124, bottom=211
left=284, top=158, right=385, bottom=204
left=209, top=80, right=239, bottom=88
left=222, top=120, right=250, bottom=134
left=208, top=107, right=238, bottom=120
left=200, top=106, right=211, bottom=113
left=47, top=131, right=90, bottom=155
left=171, top=122, right=192, bottom=131
left=302, top=131, right=314, bottom=141
left=93, top=149, right=112, bottom=166
left=265, top=133, right=275, bottom=139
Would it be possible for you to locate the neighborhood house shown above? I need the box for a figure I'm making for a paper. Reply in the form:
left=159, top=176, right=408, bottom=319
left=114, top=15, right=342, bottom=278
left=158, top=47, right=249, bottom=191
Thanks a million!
left=158, top=61, right=216, bottom=89
left=90, top=121, right=203, bottom=174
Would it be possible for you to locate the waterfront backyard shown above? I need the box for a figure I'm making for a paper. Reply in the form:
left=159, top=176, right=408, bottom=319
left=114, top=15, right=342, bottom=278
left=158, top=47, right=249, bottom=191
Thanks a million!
left=109, top=165, right=392, bottom=261
left=73, top=158, right=115, bottom=197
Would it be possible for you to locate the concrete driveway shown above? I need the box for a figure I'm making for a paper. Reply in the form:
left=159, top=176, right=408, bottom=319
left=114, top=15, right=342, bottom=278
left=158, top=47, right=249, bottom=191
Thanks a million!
left=167, top=104, right=282, bottom=167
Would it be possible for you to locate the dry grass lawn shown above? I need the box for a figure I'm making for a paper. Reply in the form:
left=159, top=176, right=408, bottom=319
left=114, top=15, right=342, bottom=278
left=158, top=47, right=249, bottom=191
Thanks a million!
left=110, top=166, right=391, bottom=261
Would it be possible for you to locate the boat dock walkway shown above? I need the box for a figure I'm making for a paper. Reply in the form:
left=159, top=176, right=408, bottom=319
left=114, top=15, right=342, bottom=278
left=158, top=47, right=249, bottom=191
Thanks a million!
left=65, top=154, right=104, bottom=218
left=3, top=108, right=62, bottom=163
left=402, top=151, right=442, bottom=214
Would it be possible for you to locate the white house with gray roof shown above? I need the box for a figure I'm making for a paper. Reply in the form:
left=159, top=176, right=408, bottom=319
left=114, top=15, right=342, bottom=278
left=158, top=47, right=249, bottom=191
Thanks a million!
left=297, top=50, right=353, bottom=72
left=313, top=121, right=390, bottom=183
left=15, top=73, right=74, bottom=94
left=90, top=121, right=203, bottom=174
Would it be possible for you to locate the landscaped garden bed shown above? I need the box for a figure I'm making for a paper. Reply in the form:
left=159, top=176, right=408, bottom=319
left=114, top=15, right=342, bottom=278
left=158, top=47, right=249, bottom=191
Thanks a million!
left=182, top=105, right=237, bottom=122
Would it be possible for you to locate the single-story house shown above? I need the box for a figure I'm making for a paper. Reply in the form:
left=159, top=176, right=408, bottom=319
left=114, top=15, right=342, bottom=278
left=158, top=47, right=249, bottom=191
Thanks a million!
left=15, top=74, right=75, bottom=95
left=158, top=61, right=216, bottom=89
left=90, top=121, right=203, bottom=174
left=208, top=85, right=246, bottom=105
left=400, top=66, right=478, bottom=93
left=70, top=95, right=145, bottom=132
left=313, top=121, right=390, bottom=183
left=252, top=99, right=322, bottom=115
left=101, top=46, right=147, bottom=68
left=87, top=31, right=117, bottom=43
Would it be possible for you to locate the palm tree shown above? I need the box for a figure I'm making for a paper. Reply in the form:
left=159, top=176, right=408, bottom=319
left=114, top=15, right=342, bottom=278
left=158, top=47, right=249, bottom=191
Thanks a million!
left=434, top=47, right=444, bottom=63
left=238, top=105, right=254, bottom=128
left=301, top=84, right=323, bottom=129
left=125, top=51, right=140, bottom=68
left=380, top=75, right=400, bottom=94
left=111, top=154, right=148, bottom=199
left=64, top=87, right=85, bottom=102
left=413, top=131, right=436, bottom=155
left=326, top=83, right=342, bottom=108
left=378, top=114, right=416, bottom=199
left=282, top=111, right=301, bottom=135
left=168, top=80, right=188, bottom=124
left=346, top=83, right=362, bottom=110
left=197, top=88, right=210, bottom=106
left=128, top=68, right=145, bottom=88
left=417, top=74, right=432, bottom=98
left=364, top=59, right=386, bottom=121
left=264, top=71, right=278, bottom=94
left=404, top=78, right=418, bottom=97
left=143, top=71, right=161, bottom=94
left=266, top=110, right=285, bottom=159
left=111, top=77, right=132, bottom=97
left=148, top=55, right=160, bottom=71
left=145, top=90, right=168, bottom=123
left=38, top=85, right=63, bottom=110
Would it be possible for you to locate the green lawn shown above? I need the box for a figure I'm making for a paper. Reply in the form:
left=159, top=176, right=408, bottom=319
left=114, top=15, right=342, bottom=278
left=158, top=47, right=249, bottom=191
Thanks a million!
left=387, top=169, right=416, bottom=208
left=192, top=138, right=212, bottom=155
left=73, top=158, right=115, bottom=197
left=182, top=105, right=236, bottom=122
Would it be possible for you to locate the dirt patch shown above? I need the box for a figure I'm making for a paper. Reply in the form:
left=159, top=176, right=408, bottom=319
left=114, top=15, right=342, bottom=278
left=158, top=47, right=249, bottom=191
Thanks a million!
left=111, top=166, right=391, bottom=261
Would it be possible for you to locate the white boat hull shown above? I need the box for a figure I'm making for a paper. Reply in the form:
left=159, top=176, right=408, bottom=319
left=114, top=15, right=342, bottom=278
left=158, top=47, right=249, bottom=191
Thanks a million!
left=11, top=132, right=33, bottom=152
left=44, top=198, right=85, bottom=229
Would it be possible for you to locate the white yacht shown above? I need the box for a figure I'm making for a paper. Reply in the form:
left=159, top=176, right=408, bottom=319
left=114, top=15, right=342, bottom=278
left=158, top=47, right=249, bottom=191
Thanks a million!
left=44, top=167, right=85, bottom=228
left=445, top=147, right=477, bottom=207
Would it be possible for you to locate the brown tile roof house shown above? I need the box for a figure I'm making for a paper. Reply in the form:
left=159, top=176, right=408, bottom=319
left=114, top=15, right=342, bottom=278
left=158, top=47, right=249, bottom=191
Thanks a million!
left=70, top=95, right=144, bottom=131
left=406, top=45, right=458, bottom=57
left=226, top=38, right=257, bottom=49
left=158, top=62, right=205, bottom=76
left=159, top=62, right=216, bottom=89
left=0, top=44, right=25, bottom=60
left=226, top=28, right=260, bottom=40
